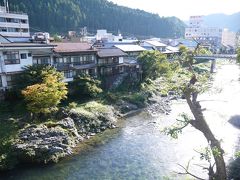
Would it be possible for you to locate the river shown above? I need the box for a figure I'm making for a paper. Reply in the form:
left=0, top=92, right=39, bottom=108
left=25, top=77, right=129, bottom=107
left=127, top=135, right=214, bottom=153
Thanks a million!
left=2, top=63, right=240, bottom=180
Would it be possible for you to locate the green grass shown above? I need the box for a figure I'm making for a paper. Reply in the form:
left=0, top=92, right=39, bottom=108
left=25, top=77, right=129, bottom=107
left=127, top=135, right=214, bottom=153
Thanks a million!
left=0, top=118, right=20, bottom=170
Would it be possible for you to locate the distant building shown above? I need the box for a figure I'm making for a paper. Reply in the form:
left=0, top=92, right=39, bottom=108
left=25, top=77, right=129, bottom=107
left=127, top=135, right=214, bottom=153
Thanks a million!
left=185, top=16, right=222, bottom=48
left=96, top=29, right=123, bottom=42
left=141, top=40, right=167, bottom=52
left=221, top=29, right=236, bottom=48
left=114, top=44, right=145, bottom=58
left=0, top=4, right=30, bottom=37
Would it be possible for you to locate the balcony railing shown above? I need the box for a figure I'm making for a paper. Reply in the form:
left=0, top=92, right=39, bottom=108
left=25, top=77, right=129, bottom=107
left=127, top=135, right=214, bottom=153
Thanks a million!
left=4, top=59, right=20, bottom=65
left=54, top=61, right=96, bottom=70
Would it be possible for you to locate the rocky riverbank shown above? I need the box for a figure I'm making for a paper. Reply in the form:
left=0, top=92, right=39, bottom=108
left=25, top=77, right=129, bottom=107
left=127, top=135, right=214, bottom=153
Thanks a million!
left=1, top=89, right=175, bottom=171
left=10, top=102, right=117, bottom=167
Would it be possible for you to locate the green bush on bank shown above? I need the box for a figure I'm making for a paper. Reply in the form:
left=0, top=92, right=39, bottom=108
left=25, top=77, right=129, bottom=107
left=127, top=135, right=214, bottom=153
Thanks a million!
left=0, top=119, right=19, bottom=171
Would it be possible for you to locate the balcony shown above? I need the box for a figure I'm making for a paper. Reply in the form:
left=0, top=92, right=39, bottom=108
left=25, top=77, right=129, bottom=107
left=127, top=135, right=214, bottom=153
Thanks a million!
left=4, top=59, right=20, bottom=65
left=54, top=61, right=96, bottom=71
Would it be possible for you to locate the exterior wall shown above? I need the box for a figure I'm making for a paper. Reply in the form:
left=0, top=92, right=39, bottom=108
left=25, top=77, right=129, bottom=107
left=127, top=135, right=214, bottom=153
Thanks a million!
left=185, top=16, right=223, bottom=47
left=185, top=27, right=222, bottom=39
left=3, top=50, right=32, bottom=73
left=54, top=53, right=97, bottom=81
left=189, top=16, right=204, bottom=28
left=222, top=29, right=236, bottom=47
left=0, top=10, right=30, bottom=37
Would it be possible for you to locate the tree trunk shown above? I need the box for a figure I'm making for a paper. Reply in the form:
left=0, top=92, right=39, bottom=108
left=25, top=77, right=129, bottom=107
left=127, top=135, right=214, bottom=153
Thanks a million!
left=185, top=91, right=227, bottom=180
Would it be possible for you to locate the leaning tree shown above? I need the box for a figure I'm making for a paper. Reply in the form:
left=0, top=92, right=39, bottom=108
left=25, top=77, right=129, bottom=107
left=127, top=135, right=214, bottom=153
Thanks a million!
left=164, top=45, right=227, bottom=180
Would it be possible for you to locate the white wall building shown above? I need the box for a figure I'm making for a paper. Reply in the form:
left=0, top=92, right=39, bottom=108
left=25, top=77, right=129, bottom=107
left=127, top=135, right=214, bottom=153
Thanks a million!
left=221, top=29, right=237, bottom=48
left=185, top=16, right=222, bottom=47
left=96, top=29, right=122, bottom=42
left=0, top=43, right=54, bottom=89
left=0, top=5, right=30, bottom=37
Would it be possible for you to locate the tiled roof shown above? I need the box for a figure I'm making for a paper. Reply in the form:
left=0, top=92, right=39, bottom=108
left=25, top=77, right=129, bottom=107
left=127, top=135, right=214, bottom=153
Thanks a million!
left=52, top=43, right=96, bottom=53
left=114, top=45, right=146, bottom=52
left=97, top=48, right=127, bottom=58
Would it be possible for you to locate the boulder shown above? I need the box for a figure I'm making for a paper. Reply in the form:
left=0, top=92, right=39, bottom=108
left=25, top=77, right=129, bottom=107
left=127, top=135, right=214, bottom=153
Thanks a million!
left=14, top=123, right=80, bottom=164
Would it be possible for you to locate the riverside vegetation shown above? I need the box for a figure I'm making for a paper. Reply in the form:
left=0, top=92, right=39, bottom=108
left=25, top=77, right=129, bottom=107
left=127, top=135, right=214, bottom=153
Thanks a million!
left=0, top=48, right=216, bottom=174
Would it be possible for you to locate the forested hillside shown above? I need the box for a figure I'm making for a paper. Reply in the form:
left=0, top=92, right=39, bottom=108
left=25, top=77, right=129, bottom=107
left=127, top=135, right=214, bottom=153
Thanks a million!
left=7, top=0, right=185, bottom=38
left=203, top=12, right=240, bottom=32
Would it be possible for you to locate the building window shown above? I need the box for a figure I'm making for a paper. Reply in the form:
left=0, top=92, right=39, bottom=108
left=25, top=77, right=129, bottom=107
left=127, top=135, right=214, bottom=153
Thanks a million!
left=63, top=70, right=73, bottom=79
left=0, top=17, right=5, bottom=22
left=0, top=27, right=7, bottom=32
left=64, top=57, right=71, bottom=64
left=6, top=74, right=17, bottom=87
left=22, top=28, right=29, bottom=33
left=76, top=69, right=88, bottom=75
left=4, top=51, right=20, bottom=65
left=20, top=53, right=27, bottom=59
left=33, top=56, right=50, bottom=65
left=21, top=19, right=28, bottom=24
left=28, top=53, right=32, bottom=57
left=72, top=56, right=80, bottom=64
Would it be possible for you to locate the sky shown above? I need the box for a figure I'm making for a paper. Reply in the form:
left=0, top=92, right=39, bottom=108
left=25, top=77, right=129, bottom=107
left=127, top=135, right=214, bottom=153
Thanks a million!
left=108, top=0, right=240, bottom=20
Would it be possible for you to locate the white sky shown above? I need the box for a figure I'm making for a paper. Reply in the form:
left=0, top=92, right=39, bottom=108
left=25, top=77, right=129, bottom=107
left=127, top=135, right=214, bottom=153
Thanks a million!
left=108, top=0, right=240, bottom=20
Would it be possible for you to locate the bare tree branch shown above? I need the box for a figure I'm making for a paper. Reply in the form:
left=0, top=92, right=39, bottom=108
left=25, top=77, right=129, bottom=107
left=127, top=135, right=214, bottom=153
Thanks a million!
left=175, top=164, right=206, bottom=180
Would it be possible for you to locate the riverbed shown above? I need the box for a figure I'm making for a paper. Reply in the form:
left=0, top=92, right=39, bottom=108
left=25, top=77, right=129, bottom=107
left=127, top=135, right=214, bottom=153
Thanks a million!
left=2, top=63, right=240, bottom=180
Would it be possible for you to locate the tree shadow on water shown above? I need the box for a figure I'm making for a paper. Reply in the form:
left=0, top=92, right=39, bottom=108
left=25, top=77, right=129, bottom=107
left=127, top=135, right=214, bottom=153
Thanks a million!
left=228, top=115, right=240, bottom=179
left=228, top=115, right=240, bottom=128
left=228, top=157, right=240, bottom=179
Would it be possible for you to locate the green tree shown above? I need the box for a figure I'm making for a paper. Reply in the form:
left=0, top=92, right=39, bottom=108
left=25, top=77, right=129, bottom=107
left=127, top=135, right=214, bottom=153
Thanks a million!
left=16, top=65, right=63, bottom=91
left=8, top=0, right=185, bottom=38
left=70, top=74, right=102, bottom=98
left=138, top=50, right=171, bottom=81
left=22, top=73, right=67, bottom=115
left=237, top=48, right=240, bottom=63
left=164, top=48, right=227, bottom=179
left=53, top=34, right=62, bottom=42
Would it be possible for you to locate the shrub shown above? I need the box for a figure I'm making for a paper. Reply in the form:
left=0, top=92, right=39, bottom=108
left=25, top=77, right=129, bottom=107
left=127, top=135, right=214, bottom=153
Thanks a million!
left=70, top=74, right=103, bottom=98
left=22, top=74, right=67, bottom=115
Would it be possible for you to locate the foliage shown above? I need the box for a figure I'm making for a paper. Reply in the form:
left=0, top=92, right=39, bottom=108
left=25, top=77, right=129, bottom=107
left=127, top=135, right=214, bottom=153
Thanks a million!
left=70, top=74, right=103, bottom=98
left=68, top=102, right=78, bottom=109
left=8, top=0, right=185, bottom=38
left=163, top=113, right=191, bottom=139
left=53, top=34, right=62, bottom=42
left=22, top=73, right=67, bottom=114
left=237, top=48, right=240, bottom=63
left=16, top=65, right=64, bottom=92
left=138, top=50, right=172, bottom=81
left=83, top=101, right=108, bottom=113
left=0, top=118, right=19, bottom=170
left=122, top=92, right=147, bottom=107
left=179, top=45, right=188, bottom=55
left=196, top=47, right=212, bottom=56
left=177, top=45, right=212, bottom=66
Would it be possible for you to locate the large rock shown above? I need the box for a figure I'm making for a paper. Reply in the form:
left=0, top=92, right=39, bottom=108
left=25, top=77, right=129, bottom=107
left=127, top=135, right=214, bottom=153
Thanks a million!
left=14, top=118, right=81, bottom=164
left=13, top=106, right=117, bottom=166
left=116, top=100, right=138, bottom=114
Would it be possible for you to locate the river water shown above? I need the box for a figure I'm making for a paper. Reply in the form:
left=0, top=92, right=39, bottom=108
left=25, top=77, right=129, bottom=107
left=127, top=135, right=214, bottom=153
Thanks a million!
left=2, top=63, right=240, bottom=180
